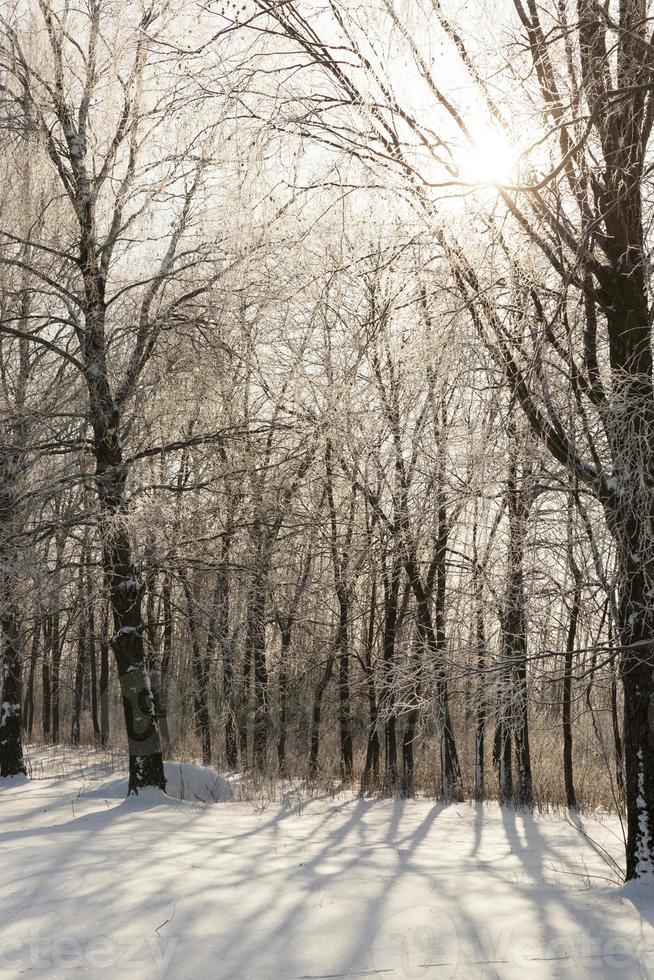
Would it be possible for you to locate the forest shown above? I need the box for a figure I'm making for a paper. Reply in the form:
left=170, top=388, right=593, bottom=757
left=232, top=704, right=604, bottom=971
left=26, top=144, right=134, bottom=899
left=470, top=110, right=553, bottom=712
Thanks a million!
left=1, top=0, right=654, bottom=927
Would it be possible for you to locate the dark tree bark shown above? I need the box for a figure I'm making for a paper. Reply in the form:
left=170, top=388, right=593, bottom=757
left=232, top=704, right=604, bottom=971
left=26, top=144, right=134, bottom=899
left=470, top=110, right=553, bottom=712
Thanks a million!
left=239, top=640, right=251, bottom=766
left=223, top=639, right=237, bottom=769
left=51, top=610, right=61, bottom=745
left=97, top=419, right=165, bottom=791
left=180, top=568, right=211, bottom=766
left=0, top=237, right=34, bottom=776
left=309, top=651, right=334, bottom=776
left=0, top=604, right=26, bottom=777
left=274, top=541, right=312, bottom=775
left=71, top=561, right=87, bottom=746
left=23, top=616, right=40, bottom=739
left=277, top=620, right=291, bottom=774
left=406, top=555, right=461, bottom=799
left=474, top=580, right=486, bottom=803
left=215, top=552, right=237, bottom=768
left=503, top=448, right=533, bottom=808
left=42, top=615, right=51, bottom=742
left=401, top=704, right=419, bottom=797
left=325, top=440, right=355, bottom=779
left=88, top=605, right=100, bottom=741
left=612, top=547, right=654, bottom=879
left=362, top=573, right=380, bottom=788
left=432, top=466, right=461, bottom=801
left=611, top=668, right=624, bottom=795
left=401, top=635, right=422, bottom=798
left=150, top=572, right=172, bottom=759
left=494, top=676, right=513, bottom=806
left=204, top=543, right=237, bottom=768
left=336, top=592, right=353, bottom=779
left=563, top=576, right=581, bottom=810
left=99, top=603, right=110, bottom=748
left=381, top=554, right=401, bottom=791
left=249, top=567, right=269, bottom=771
left=71, top=615, right=86, bottom=746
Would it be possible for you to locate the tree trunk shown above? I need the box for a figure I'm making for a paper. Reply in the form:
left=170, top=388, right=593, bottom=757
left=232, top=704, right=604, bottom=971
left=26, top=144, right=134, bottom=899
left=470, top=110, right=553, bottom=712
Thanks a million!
left=249, top=570, right=269, bottom=771
left=614, top=554, right=654, bottom=879
left=71, top=613, right=86, bottom=746
left=51, top=610, right=61, bottom=745
left=309, top=652, right=334, bottom=775
left=99, top=603, right=110, bottom=748
left=362, top=576, right=380, bottom=788
left=412, top=586, right=461, bottom=800
left=381, top=559, right=401, bottom=791
left=152, top=572, right=172, bottom=758
left=363, top=689, right=380, bottom=786
left=401, top=705, right=419, bottom=798
left=402, top=521, right=460, bottom=798
left=0, top=337, right=29, bottom=775
left=97, top=438, right=165, bottom=789
left=494, top=668, right=513, bottom=805
left=433, top=490, right=461, bottom=801
left=23, top=616, right=40, bottom=739
left=474, top=597, right=486, bottom=803
left=324, top=441, right=354, bottom=779
left=277, top=622, right=291, bottom=774
left=337, top=593, right=353, bottom=779
left=180, top=569, right=211, bottom=766
left=563, top=580, right=580, bottom=809
left=401, top=640, right=421, bottom=799
left=239, top=642, right=251, bottom=767
left=83, top=283, right=165, bottom=791
left=611, top=670, right=624, bottom=794
left=202, top=553, right=236, bottom=769
left=0, top=604, right=26, bottom=777
left=89, top=605, right=100, bottom=741
left=504, top=455, right=533, bottom=808
left=223, top=637, right=237, bottom=769
left=211, top=548, right=236, bottom=769
left=42, top=615, right=51, bottom=741
left=513, top=655, right=533, bottom=807
left=71, top=561, right=87, bottom=746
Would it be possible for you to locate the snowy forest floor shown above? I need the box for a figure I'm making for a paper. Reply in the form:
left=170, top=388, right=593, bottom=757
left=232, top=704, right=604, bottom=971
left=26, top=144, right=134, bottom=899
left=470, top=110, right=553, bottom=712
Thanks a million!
left=2, top=749, right=654, bottom=979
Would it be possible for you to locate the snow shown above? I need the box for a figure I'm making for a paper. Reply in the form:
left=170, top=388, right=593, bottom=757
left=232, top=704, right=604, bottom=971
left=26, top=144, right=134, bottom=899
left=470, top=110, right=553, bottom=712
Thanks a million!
left=1, top=759, right=654, bottom=978
left=84, top=761, right=237, bottom=803
left=0, top=701, right=13, bottom=724
left=111, top=626, right=140, bottom=643
left=115, top=578, right=142, bottom=591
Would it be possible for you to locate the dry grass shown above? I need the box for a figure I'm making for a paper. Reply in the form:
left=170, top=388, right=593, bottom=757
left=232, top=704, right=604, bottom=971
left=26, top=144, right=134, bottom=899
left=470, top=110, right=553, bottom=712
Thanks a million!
left=23, top=696, right=625, bottom=814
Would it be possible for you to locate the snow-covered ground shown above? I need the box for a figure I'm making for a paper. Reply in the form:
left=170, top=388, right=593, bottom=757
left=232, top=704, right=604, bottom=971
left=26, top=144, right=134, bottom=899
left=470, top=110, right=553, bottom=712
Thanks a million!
left=1, top=754, right=653, bottom=979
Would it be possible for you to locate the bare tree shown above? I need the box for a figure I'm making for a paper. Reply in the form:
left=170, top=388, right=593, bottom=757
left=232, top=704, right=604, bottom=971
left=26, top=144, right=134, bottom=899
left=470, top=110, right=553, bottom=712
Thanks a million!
left=246, top=0, right=654, bottom=880
left=0, top=0, right=225, bottom=790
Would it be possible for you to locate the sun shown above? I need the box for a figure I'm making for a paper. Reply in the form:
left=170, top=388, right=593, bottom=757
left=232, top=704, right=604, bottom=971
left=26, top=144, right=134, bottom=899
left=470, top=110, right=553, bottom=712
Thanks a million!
left=459, top=125, right=519, bottom=186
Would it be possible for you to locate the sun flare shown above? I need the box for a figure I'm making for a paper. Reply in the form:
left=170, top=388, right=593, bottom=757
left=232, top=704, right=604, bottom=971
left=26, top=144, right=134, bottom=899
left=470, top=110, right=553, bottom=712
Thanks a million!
left=459, top=125, right=519, bottom=186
